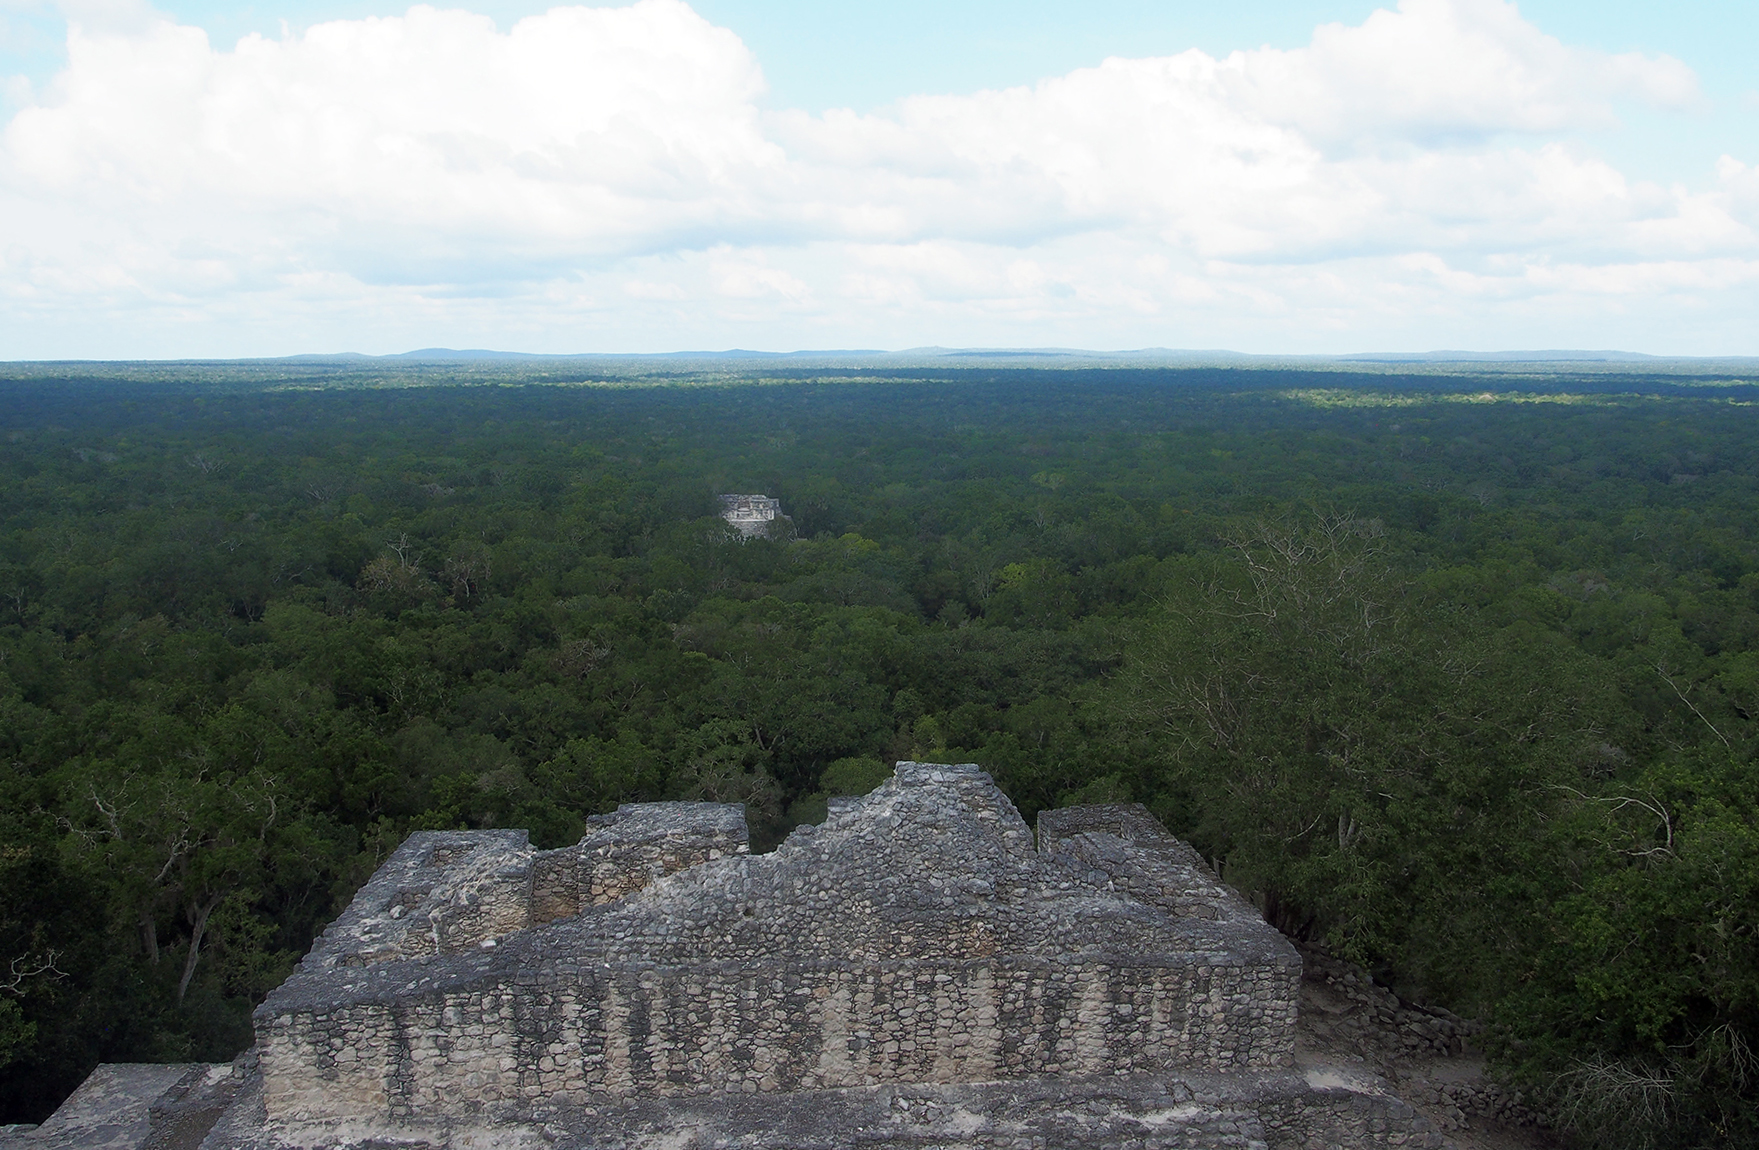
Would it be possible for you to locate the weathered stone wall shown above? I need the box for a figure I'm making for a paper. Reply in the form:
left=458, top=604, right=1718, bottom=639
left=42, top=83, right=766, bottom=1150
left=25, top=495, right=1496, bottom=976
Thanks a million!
left=211, top=1066, right=1451, bottom=1150
left=25, top=765, right=1500, bottom=1150
left=256, top=764, right=1300, bottom=1126
left=315, top=829, right=535, bottom=965
left=260, top=955, right=1293, bottom=1121
left=0, top=1062, right=236, bottom=1150
left=22, top=1060, right=1456, bottom=1150
left=1039, top=804, right=1238, bottom=922
left=530, top=803, right=748, bottom=924
left=296, top=807, right=747, bottom=968
left=718, top=494, right=783, bottom=537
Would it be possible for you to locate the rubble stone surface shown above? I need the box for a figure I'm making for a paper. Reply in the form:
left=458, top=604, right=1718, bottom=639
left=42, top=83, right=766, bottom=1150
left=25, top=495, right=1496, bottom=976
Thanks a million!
left=0, top=1062, right=235, bottom=1150
left=1293, top=947, right=1555, bottom=1148
left=17, top=762, right=1505, bottom=1149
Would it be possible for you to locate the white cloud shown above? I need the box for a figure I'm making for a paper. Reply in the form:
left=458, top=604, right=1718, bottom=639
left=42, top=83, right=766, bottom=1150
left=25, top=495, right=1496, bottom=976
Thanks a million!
left=711, top=254, right=810, bottom=302
left=623, top=279, right=687, bottom=301
left=0, top=0, right=1752, bottom=356
left=6, top=1, right=781, bottom=262
left=1230, top=0, right=1698, bottom=147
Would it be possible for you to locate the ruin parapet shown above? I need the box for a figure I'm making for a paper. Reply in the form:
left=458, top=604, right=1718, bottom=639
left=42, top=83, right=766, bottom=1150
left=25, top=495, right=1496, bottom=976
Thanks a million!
left=717, top=493, right=786, bottom=537
left=28, top=761, right=1454, bottom=1149
left=254, top=763, right=1298, bottom=1129
left=297, top=803, right=747, bottom=970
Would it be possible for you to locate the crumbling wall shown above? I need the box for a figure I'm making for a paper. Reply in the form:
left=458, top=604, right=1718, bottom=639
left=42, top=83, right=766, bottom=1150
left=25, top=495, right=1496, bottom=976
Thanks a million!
left=256, top=765, right=1300, bottom=1126
left=298, top=805, right=748, bottom=969
left=308, top=829, right=536, bottom=966
left=530, top=803, right=748, bottom=925
left=259, top=954, right=1296, bottom=1122
left=1038, top=804, right=1238, bottom=922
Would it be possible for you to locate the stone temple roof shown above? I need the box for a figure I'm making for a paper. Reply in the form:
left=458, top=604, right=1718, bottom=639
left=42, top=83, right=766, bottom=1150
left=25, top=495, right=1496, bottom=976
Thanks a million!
left=268, top=763, right=1291, bottom=1017
left=7, top=762, right=1450, bottom=1150
left=718, top=493, right=783, bottom=536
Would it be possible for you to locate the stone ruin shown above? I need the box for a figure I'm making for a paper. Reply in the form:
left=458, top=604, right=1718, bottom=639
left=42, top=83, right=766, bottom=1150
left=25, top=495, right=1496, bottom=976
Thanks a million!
left=4, top=762, right=1450, bottom=1150
left=717, top=493, right=783, bottom=537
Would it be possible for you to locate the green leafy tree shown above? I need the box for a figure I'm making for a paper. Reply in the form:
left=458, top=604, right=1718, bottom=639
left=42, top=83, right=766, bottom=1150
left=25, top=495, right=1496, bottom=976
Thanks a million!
left=1113, top=512, right=1620, bottom=980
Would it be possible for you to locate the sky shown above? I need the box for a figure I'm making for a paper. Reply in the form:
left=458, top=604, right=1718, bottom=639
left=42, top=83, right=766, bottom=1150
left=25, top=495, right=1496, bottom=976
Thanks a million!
left=0, top=0, right=1756, bottom=358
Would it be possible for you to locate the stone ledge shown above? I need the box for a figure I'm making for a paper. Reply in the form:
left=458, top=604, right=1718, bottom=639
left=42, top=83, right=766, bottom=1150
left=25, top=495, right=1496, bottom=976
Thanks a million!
left=206, top=1067, right=1449, bottom=1150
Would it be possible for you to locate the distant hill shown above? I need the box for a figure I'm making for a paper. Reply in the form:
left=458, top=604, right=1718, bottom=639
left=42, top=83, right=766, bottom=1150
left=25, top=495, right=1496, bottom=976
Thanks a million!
left=271, top=346, right=1755, bottom=368
left=1335, top=350, right=1667, bottom=363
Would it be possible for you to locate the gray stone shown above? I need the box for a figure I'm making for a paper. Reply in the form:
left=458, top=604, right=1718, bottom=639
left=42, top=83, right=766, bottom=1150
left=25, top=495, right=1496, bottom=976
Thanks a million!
left=23, top=762, right=1457, bottom=1150
left=718, top=494, right=784, bottom=537
left=0, top=1062, right=235, bottom=1150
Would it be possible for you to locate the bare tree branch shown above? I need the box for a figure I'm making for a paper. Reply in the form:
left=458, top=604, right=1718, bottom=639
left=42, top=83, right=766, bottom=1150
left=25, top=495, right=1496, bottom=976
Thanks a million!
left=2, top=951, right=65, bottom=995
left=1654, top=663, right=1729, bottom=749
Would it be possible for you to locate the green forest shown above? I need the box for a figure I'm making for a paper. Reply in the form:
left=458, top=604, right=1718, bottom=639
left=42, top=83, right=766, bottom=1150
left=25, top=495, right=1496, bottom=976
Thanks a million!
left=1, top=361, right=1755, bottom=1148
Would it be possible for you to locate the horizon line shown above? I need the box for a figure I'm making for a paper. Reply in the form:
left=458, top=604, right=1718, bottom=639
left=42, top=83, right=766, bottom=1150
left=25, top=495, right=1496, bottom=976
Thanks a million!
left=7, top=346, right=1759, bottom=366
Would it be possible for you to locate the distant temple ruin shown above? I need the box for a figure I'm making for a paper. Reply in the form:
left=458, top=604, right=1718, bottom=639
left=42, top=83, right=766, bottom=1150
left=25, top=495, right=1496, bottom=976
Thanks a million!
left=718, top=493, right=783, bottom=536
left=4, top=763, right=1448, bottom=1149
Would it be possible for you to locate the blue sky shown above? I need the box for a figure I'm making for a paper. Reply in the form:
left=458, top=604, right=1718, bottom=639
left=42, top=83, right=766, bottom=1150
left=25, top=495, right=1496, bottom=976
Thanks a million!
left=1, top=0, right=1756, bottom=356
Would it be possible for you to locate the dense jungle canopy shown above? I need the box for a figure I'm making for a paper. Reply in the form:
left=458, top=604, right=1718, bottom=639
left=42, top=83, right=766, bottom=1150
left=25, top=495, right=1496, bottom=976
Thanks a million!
left=1, top=361, right=1755, bottom=1148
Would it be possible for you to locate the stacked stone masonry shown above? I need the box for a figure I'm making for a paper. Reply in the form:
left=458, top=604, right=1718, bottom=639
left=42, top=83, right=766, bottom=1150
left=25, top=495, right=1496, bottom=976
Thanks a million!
left=307, top=802, right=747, bottom=967
left=10, top=762, right=1458, bottom=1149
left=257, top=762, right=1301, bottom=1127
left=717, top=493, right=782, bottom=536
